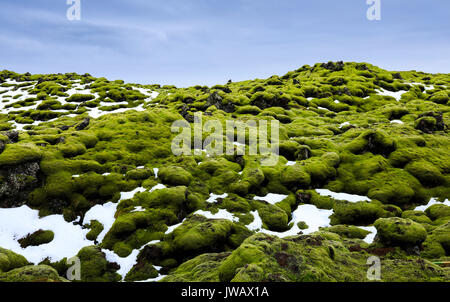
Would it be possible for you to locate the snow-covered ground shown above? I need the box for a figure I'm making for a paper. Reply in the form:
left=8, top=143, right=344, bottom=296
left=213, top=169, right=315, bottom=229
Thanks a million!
left=253, top=193, right=288, bottom=205
left=0, top=205, right=92, bottom=264
left=315, top=189, right=371, bottom=203
left=206, top=193, right=228, bottom=203
left=376, top=88, right=407, bottom=101
left=247, top=204, right=333, bottom=238
left=0, top=79, right=159, bottom=130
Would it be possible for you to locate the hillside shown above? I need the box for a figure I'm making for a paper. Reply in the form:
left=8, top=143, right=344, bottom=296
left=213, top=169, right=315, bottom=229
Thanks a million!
left=0, top=62, right=449, bottom=282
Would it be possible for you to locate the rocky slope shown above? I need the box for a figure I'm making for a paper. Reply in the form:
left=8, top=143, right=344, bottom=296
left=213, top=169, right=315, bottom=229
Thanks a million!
left=0, top=62, right=449, bottom=282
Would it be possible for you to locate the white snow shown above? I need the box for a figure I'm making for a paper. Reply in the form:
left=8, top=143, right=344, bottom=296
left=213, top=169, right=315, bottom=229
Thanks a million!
left=140, top=274, right=167, bottom=282
left=131, top=206, right=145, bottom=213
left=414, top=198, right=450, bottom=212
left=206, top=193, right=228, bottom=203
left=83, top=202, right=118, bottom=243
left=193, top=209, right=239, bottom=222
left=253, top=193, right=288, bottom=205
left=252, top=204, right=333, bottom=238
left=376, top=88, right=407, bottom=101
left=119, top=187, right=146, bottom=201
left=164, top=222, right=184, bottom=235
left=390, top=120, right=404, bottom=124
left=246, top=211, right=263, bottom=231
left=102, top=248, right=140, bottom=279
left=359, top=226, right=377, bottom=244
left=339, top=122, right=351, bottom=129
left=0, top=205, right=92, bottom=264
left=315, top=189, right=371, bottom=203
left=149, top=184, right=166, bottom=192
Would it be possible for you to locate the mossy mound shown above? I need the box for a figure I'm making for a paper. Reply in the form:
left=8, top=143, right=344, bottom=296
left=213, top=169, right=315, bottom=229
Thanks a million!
left=0, top=265, right=66, bottom=282
left=18, top=229, right=55, bottom=248
left=158, top=166, right=193, bottom=186
left=0, top=63, right=449, bottom=282
left=374, top=217, right=428, bottom=247
left=422, top=222, right=450, bottom=259
left=0, top=247, right=29, bottom=273
left=321, top=225, right=370, bottom=239
left=162, top=232, right=449, bottom=282
left=75, top=246, right=121, bottom=282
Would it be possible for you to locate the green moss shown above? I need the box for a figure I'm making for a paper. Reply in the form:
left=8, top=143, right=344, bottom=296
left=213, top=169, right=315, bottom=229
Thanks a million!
left=161, top=252, right=230, bottom=282
left=76, top=246, right=121, bottom=282
left=322, top=225, right=370, bottom=239
left=0, top=248, right=29, bottom=273
left=85, top=220, right=104, bottom=241
left=66, top=94, right=95, bottom=103
left=426, top=204, right=450, bottom=221
left=422, top=221, right=450, bottom=259
left=331, top=201, right=386, bottom=225
left=124, top=261, right=158, bottom=282
left=0, top=143, right=42, bottom=167
left=172, top=218, right=234, bottom=253
left=401, top=210, right=433, bottom=224
left=405, top=161, right=445, bottom=187
left=158, top=166, right=193, bottom=186
left=374, top=217, right=427, bottom=247
left=0, top=265, right=66, bottom=282
left=18, top=230, right=55, bottom=248
left=252, top=201, right=289, bottom=231
left=280, top=164, right=311, bottom=189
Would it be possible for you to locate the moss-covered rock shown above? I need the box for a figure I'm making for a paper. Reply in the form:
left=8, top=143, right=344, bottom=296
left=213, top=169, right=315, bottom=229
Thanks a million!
left=330, top=201, right=386, bottom=225
left=0, top=247, right=29, bottom=273
left=18, top=229, right=55, bottom=248
left=322, top=225, right=370, bottom=239
left=374, top=217, right=427, bottom=247
left=76, top=246, right=121, bottom=282
left=425, top=204, right=450, bottom=221
left=163, top=232, right=449, bottom=282
left=158, top=166, right=193, bottom=186
left=0, top=265, right=66, bottom=282
left=422, top=221, right=450, bottom=259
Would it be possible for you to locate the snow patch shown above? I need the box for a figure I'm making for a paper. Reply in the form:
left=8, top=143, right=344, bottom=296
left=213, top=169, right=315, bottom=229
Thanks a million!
left=253, top=193, right=288, bottom=205
left=315, top=189, right=371, bottom=203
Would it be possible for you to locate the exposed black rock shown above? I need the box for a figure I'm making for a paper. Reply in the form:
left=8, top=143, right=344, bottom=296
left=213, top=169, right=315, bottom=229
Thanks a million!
left=76, top=118, right=90, bottom=131
left=0, top=161, right=42, bottom=208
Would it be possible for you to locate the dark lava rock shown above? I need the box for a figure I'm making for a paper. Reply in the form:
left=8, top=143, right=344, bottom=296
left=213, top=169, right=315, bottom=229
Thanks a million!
left=180, top=104, right=194, bottom=123
left=0, top=140, right=5, bottom=154
left=415, top=112, right=446, bottom=134
left=5, top=131, right=19, bottom=143
left=321, top=61, right=345, bottom=71
left=206, top=91, right=235, bottom=113
left=392, top=72, right=403, bottom=80
left=76, top=118, right=90, bottom=131
left=59, top=125, right=71, bottom=131
left=0, top=161, right=41, bottom=208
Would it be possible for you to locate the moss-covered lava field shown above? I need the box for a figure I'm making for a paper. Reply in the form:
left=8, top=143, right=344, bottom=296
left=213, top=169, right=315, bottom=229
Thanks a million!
left=0, top=62, right=449, bottom=282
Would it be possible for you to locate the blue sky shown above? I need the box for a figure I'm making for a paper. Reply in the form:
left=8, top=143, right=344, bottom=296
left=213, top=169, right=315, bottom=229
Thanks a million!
left=0, top=0, right=449, bottom=87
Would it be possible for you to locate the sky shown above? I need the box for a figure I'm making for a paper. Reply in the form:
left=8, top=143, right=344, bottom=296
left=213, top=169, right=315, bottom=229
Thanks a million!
left=0, top=0, right=449, bottom=87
